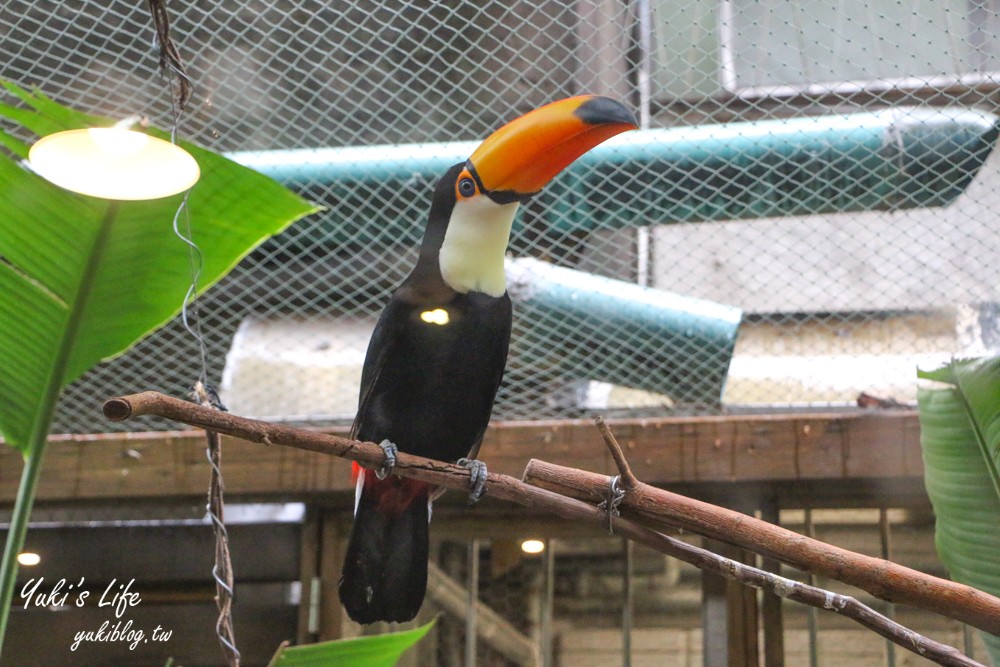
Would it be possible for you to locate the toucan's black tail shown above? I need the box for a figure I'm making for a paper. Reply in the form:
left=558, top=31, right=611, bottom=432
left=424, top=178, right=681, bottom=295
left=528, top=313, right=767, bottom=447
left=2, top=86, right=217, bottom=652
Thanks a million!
left=339, top=471, right=430, bottom=624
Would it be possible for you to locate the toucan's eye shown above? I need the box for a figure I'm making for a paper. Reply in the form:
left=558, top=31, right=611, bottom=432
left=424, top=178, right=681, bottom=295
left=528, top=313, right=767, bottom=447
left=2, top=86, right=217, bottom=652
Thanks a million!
left=457, top=176, right=477, bottom=198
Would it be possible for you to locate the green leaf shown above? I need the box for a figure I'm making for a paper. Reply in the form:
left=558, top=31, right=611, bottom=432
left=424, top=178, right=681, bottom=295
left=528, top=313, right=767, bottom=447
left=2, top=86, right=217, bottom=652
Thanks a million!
left=0, top=81, right=321, bottom=451
left=0, top=81, right=107, bottom=137
left=918, top=360, right=1000, bottom=664
left=920, top=357, right=1000, bottom=498
left=916, top=362, right=956, bottom=384
left=268, top=621, right=435, bottom=667
left=0, top=79, right=320, bottom=657
left=0, top=127, right=28, bottom=157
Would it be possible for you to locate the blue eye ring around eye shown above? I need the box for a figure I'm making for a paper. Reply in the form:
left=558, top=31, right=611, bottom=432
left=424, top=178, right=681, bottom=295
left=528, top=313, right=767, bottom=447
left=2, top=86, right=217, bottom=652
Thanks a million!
left=458, top=177, right=476, bottom=197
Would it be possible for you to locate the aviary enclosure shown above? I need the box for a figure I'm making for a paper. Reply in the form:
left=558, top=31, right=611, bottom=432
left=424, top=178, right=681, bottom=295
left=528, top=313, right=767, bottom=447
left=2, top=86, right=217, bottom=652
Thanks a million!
left=1, top=1, right=1000, bottom=665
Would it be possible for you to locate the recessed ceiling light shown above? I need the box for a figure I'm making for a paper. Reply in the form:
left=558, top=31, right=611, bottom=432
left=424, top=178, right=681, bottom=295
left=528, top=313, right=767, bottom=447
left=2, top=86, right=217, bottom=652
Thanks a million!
left=520, top=539, right=545, bottom=554
left=16, top=552, right=41, bottom=567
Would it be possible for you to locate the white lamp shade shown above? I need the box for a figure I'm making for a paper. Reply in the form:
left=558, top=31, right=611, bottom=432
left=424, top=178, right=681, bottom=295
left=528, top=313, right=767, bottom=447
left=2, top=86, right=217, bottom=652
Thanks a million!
left=28, top=128, right=201, bottom=200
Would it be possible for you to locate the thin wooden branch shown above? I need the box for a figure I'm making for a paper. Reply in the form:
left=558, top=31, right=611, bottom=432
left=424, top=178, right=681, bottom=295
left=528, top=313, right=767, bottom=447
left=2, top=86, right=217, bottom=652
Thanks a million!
left=637, top=534, right=985, bottom=667
left=521, top=458, right=1000, bottom=637
left=103, top=392, right=989, bottom=667
left=103, top=391, right=555, bottom=508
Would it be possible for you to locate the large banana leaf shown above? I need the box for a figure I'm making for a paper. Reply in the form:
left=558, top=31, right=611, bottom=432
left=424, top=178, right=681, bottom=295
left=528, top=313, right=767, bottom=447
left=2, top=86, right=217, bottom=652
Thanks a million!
left=918, top=358, right=1000, bottom=664
left=0, top=80, right=319, bottom=655
left=0, top=81, right=320, bottom=452
left=267, top=621, right=435, bottom=667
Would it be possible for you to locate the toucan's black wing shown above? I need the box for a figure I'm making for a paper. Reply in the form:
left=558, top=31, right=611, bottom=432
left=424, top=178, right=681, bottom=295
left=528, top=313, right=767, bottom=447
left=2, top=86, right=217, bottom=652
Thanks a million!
left=351, top=288, right=511, bottom=461
left=349, top=295, right=403, bottom=442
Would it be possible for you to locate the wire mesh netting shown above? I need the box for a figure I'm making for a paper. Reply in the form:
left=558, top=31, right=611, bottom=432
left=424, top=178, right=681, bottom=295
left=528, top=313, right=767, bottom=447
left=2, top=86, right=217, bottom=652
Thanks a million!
left=2, top=0, right=1000, bottom=434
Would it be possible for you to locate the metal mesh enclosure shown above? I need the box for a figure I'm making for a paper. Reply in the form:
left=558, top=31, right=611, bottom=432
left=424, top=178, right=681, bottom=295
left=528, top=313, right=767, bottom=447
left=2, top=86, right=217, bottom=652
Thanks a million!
left=2, top=0, right=1000, bottom=434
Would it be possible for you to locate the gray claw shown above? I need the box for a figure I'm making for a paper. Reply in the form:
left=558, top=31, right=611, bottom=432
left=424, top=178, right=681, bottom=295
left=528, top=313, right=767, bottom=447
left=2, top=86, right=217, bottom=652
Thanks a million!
left=376, top=440, right=397, bottom=480
left=457, top=458, right=488, bottom=503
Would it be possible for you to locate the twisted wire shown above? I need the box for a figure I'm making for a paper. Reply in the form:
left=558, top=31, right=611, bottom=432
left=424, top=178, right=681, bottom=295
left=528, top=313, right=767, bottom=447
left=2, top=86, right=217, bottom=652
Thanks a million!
left=598, top=475, right=626, bottom=535
left=146, top=0, right=240, bottom=662
left=200, top=382, right=240, bottom=665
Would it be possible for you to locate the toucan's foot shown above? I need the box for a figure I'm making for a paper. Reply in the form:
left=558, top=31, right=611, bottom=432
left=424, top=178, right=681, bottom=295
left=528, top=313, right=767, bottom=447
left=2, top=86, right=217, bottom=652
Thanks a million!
left=456, top=458, right=488, bottom=503
left=376, top=440, right=398, bottom=480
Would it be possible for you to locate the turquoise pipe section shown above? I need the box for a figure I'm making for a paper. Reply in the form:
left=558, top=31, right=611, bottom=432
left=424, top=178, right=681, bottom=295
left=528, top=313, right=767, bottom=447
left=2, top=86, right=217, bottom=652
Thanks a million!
left=562, top=107, right=999, bottom=232
left=505, top=258, right=742, bottom=403
left=230, top=107, right=999, bottom=248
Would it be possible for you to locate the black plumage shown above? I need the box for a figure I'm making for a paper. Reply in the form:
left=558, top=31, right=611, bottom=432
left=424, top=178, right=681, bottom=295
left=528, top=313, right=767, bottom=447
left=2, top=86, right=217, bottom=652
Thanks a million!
left=338, top=164, right=512, bottom=624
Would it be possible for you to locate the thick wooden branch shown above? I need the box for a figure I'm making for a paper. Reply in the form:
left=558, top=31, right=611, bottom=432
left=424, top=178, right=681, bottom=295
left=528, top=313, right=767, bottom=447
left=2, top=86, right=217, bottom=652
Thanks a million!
left=103, top=392, right=990, bottom=666
left=521, top=457, right=1000, bottom=637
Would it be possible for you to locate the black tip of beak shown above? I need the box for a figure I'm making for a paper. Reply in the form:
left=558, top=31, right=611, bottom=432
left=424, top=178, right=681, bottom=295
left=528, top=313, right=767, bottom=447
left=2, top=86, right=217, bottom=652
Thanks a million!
left=575, top=96, right=638, bottom=128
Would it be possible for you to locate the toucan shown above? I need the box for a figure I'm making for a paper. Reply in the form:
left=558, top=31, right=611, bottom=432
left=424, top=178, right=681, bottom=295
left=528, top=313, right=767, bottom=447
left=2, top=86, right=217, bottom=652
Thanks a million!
left=338, top=95, right=637, bottom=624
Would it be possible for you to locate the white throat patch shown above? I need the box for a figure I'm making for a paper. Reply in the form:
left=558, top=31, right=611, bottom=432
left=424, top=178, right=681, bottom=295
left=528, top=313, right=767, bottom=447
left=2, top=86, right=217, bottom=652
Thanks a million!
left=438, top=196, right=519, bottom=297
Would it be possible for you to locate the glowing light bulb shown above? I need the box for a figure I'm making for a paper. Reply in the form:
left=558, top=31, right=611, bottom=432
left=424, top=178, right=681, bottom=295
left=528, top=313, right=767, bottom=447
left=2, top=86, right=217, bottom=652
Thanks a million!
left=87, top=127, right=149, bottom=157
left=29, top=128, right=200, bottom=200
left=17, top=552, right=41, bottom=566
left=420, top=308, right=450, bottom=325
left=520, top=539, right=545, bottom=554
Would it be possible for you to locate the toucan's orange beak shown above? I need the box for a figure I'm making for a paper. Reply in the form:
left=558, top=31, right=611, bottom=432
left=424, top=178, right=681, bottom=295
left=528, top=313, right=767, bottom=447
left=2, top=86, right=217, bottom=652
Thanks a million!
left=467, top=95, right=637, bottom=202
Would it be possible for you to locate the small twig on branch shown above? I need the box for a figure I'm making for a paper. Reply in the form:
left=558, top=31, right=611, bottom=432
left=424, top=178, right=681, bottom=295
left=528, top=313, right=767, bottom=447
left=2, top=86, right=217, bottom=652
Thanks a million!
left=594, top=416, right=639, bottom=490
left=103, top=392, right=989, bottom=667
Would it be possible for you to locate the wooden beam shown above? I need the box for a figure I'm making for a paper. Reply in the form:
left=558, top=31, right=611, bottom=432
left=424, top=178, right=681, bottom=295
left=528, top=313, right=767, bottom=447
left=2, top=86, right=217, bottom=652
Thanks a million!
left=296, top=507, right=320, bottom=645
left=318, top=513, right=355, bottom=641
left=760, top=498, right=785, bottom=667
left=702, top=543, right=729, bottom=667
left=426, top=561, right=541, bottom=666
left=0, top=410, right=921, bottom=504
left=728, top=546, right=760, bottom=667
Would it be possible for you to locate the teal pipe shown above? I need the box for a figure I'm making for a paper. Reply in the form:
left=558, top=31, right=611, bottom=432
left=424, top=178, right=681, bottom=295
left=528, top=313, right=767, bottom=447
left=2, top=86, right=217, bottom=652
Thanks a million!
left=230, top=107, right=999, bottom=247
left=558, top=107, right=999, bottom=233
left=505, top=258, right=741, bottom=403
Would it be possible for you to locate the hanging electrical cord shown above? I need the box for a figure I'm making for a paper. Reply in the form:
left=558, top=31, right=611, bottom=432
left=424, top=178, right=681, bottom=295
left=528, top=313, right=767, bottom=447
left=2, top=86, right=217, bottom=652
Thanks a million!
left=145, top=1, right=240, bottom=664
